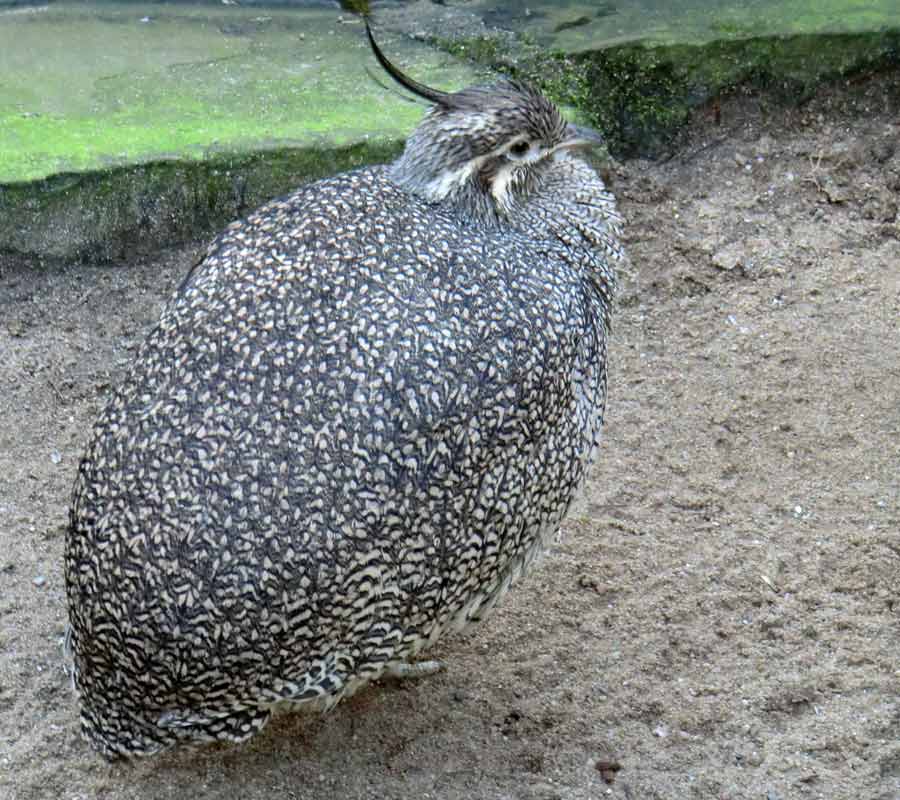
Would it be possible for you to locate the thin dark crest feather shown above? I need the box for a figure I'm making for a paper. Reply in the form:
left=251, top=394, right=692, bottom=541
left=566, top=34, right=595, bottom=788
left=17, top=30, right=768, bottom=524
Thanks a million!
left=365, top=21, right=451, bottom=106
left=364, top=67, right=424, bottom=105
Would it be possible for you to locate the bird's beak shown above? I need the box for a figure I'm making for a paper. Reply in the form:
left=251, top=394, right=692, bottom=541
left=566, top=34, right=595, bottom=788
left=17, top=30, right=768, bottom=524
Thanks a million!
left=561, top=123, right=605, bottom=150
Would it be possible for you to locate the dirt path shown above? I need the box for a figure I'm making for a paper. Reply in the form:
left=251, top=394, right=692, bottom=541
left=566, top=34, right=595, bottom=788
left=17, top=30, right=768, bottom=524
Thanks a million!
left=1, top=72, right=898, bottom=800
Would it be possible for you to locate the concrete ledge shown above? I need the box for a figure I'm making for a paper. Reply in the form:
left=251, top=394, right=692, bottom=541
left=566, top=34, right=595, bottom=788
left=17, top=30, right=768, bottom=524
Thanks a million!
left=575, top=30, right=900, bottom=156
left=0, top=3, right=479, bottom=260
left=3, top=1, right=899, bottom=260
left=0, top=141, right=402, bottom=262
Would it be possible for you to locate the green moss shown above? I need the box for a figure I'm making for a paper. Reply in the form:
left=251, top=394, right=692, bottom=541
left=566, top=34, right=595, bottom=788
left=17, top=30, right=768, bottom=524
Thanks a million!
left=0, top=2, right=476, bottom=183
left=0, top=2, right=479, bottom=259
left=438, top=35, right=509, bottom=66
left=581, top=31, right=900, bottom=156
left=0, top=83, right=411, bottom=183
left=0, top=140, right=402, bottom=261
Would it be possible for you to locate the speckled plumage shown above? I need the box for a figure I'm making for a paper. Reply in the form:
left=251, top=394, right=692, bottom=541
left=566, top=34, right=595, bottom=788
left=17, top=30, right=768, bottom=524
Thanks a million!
left=65, top=33, right=623, bottom=759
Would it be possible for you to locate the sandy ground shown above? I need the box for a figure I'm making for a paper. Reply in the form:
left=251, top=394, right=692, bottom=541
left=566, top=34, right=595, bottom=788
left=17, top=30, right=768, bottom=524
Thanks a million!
left=1, top=72, right=898, bottom=800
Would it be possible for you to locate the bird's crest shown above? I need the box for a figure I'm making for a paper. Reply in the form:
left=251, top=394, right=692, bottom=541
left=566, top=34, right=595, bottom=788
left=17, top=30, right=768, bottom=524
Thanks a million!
left=365, top=22, right=601, bottom=219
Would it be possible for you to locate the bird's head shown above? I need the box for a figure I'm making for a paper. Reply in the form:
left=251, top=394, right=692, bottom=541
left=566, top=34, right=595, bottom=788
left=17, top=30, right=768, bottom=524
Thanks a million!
left=368, top=25, right=605, bottom=223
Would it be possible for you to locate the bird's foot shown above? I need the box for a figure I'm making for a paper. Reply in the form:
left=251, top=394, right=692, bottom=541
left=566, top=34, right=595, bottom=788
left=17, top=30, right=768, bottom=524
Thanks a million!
left=384, top=659, right=444, bottom=680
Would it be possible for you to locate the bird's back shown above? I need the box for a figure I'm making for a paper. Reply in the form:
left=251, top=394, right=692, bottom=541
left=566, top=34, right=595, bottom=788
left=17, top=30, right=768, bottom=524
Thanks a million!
left=66, top=164, right=615, bottom=756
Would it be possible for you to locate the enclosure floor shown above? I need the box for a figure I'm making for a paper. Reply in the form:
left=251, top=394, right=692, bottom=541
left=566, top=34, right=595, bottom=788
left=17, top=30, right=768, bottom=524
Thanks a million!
left=0, top=72, right=898, bottom=800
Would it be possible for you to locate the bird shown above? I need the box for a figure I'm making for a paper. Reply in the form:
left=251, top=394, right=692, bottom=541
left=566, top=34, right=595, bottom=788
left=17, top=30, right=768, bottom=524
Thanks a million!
left=64, top=23, right=624, bottom=759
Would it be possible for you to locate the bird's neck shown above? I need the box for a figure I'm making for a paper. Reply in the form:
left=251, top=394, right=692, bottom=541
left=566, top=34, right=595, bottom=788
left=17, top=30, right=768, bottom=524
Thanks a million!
left=386, top=155, right=624, bottom=287
left=387, top=155, right=496, bottom=222
left=388, top=158, right=541, bottom=231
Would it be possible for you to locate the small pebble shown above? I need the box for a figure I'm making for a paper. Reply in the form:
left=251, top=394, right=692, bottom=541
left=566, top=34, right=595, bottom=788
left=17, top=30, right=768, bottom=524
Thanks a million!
left=595, top=757, right=622, bottom=784
left=577, top=574, right=599, bottom=591
left=755, top=135, right=775, bottom=155
left=50, top=450, right=62, bottom=465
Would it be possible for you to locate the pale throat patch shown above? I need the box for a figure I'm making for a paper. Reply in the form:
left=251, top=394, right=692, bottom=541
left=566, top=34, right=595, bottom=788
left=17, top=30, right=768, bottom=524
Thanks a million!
left=420, top=139, right=570, bottom=211
left=422, top=158, right=482, bottom=202
left=490, top=161, right=522, bottom=214
left=420, top=136, right=535, bottom=203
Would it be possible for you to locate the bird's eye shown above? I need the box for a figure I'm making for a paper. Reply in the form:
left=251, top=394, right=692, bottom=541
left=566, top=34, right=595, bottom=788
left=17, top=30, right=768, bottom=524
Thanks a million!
left=508, top=140, right=531, bottom=159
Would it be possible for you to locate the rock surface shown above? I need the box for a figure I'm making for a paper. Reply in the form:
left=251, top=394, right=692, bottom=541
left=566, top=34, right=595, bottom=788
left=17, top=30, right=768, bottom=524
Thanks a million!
left=2, top=1, right=899, bottom=259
